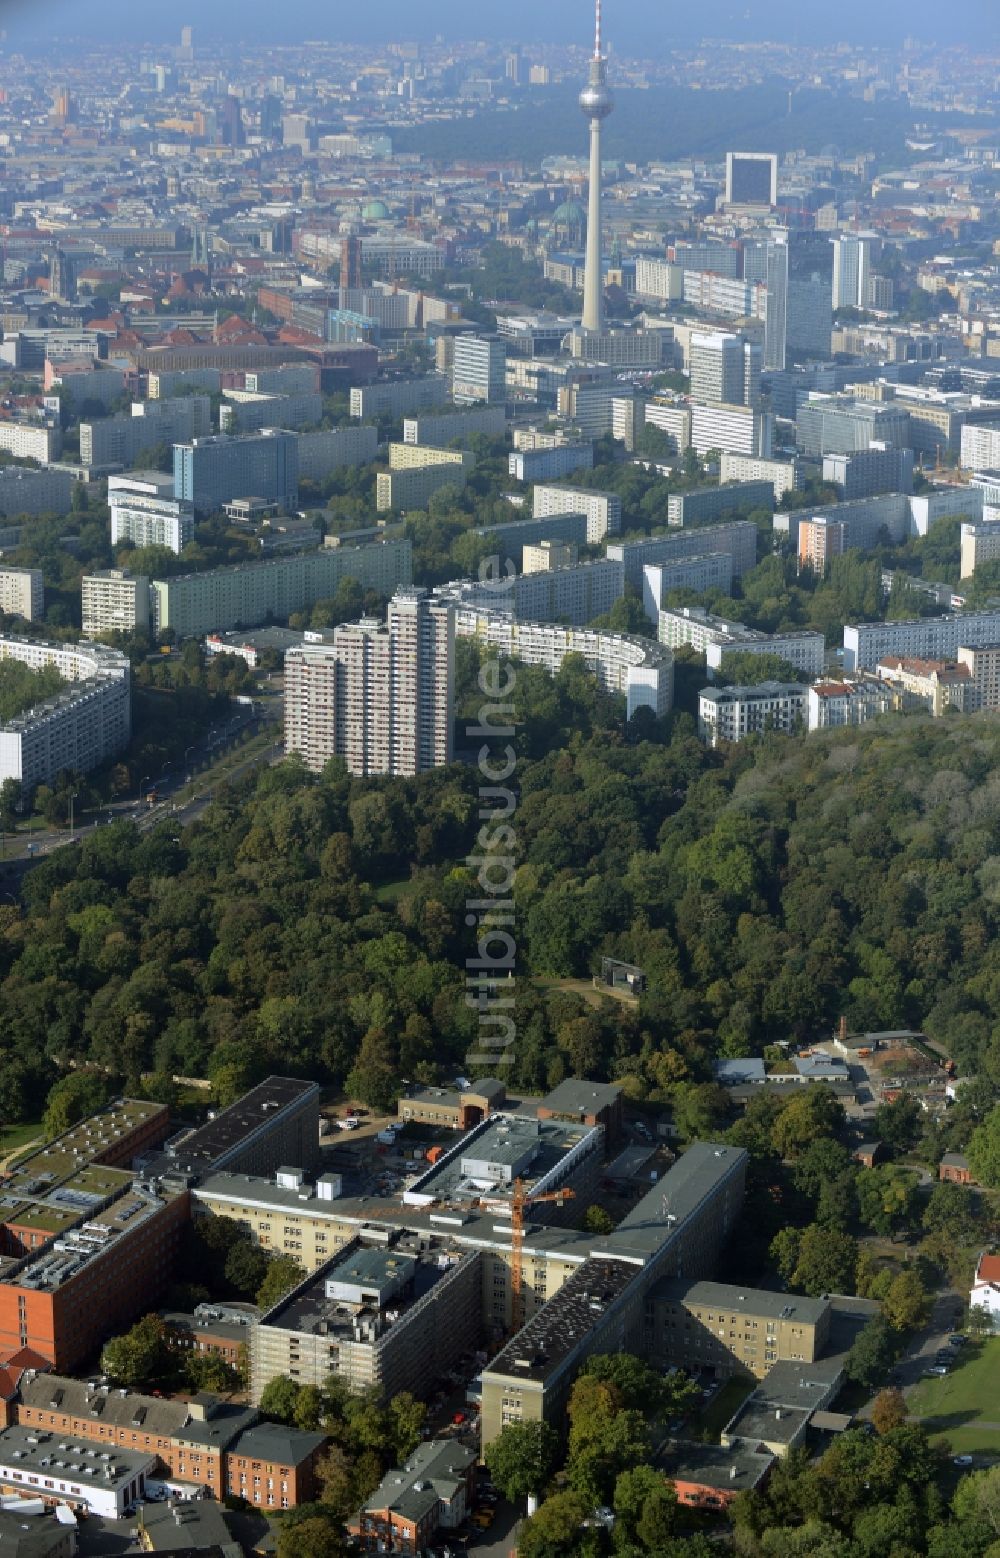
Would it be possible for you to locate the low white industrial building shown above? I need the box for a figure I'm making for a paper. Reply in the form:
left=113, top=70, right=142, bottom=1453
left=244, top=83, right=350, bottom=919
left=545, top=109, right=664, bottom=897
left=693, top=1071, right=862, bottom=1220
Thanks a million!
left=0, top=1425, right=155, bottom=1519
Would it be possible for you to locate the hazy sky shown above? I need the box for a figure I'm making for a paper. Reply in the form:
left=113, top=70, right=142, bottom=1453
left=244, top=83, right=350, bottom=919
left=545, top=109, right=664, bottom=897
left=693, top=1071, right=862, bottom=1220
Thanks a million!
left=0, top=0, right=995, bottom=48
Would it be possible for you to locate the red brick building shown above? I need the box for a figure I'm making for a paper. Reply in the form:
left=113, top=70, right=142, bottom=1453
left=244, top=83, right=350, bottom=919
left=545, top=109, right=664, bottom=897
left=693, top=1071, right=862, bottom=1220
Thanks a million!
left=0, top=1186, right=189, bottom=1372
left=17, top=1377, right=324, bottom=1510
left=940, top=1154, right=974, bottom=1185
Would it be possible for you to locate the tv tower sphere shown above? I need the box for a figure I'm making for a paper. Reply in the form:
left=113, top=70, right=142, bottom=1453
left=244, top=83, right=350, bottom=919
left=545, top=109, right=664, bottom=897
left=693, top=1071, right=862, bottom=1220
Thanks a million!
left=579, top=77, right=614, bottom=120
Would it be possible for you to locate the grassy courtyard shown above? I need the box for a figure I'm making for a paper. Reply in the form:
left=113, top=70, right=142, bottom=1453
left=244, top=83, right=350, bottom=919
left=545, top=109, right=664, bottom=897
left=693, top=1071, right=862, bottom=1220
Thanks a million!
left=699, top=1377, right=756, bottom=1440
left=908, top=1339, right=1000, bottom=1456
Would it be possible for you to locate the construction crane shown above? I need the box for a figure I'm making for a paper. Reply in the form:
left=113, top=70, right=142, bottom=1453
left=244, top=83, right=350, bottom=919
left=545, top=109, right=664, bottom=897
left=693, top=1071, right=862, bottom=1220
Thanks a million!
left=476, top=1179, right=576, bottom=1335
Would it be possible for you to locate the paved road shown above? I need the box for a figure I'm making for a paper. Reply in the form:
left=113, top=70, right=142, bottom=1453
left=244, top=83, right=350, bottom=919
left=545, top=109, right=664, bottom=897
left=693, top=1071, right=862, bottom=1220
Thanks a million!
left=0, top=707, right=283, bottom=885
left=858, top=1287, right=965, bottom=1418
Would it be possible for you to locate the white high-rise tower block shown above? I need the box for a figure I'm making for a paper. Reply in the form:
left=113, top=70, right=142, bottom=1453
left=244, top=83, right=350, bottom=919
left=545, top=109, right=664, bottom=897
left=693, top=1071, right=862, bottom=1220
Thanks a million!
left=579, top=0, right=614, bottom=333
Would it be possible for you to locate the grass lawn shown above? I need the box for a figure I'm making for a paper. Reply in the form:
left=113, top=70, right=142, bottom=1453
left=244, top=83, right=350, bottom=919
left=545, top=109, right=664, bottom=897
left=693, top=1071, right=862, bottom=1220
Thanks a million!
left=699, top=1377, right=755, bottom=1440
left=374, top=878, right=421, bottom=906
left=0, top=1122, right=42, bottom=1156
left=908, top=1339, right=1000, bottom=1455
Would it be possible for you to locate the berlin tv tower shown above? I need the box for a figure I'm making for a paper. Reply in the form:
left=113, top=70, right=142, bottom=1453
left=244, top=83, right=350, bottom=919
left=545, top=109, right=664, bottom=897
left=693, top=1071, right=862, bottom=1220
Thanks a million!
left=579, top=0, right=614, bottom=332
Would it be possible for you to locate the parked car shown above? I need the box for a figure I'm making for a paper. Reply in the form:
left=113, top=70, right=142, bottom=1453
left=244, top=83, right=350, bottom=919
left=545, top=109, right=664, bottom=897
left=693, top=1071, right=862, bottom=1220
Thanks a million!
left=338, top=1117, right=360, bottom=1130
left=948, top=1335, right=967, bottom=1347
left=955, top=1455, right=974, bottom=1467
left=926, top=1365, right=949, bottom=1376
left=452, top=1411, right=467, bottom=1425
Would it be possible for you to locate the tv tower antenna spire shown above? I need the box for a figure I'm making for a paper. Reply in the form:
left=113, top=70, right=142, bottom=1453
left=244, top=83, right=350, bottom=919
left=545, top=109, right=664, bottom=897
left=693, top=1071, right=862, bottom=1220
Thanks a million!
left=579, top=0, right=614, bottom=332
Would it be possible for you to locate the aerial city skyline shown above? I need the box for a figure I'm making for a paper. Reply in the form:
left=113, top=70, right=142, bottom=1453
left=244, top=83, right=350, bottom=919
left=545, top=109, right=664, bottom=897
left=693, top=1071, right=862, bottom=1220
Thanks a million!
left=0, top=1, right=1000, bottom=1555
left=2, top=0, right=997, bottom=46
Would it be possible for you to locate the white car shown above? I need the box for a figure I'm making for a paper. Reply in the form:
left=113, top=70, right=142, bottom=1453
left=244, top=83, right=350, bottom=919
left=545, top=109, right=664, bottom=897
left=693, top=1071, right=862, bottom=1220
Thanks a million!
left=337, top=1117, right=360, bottom=1131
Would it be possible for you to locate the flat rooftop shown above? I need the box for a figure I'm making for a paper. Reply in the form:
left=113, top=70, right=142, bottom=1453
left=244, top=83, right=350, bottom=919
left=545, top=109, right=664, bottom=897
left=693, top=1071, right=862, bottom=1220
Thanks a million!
left=9, top=1099, right=167, bottom=1183
left=207, top=626, right=305, bottom=652
left=0, top=1424, right=154, bottom=1487
left=403, top=1112, right=598, bottom=1207
left=658, top=1437, right=774, bottom=1493
left=163, top=1077, right=317, bottom=1172
left=260, top=1232, right=471, bottom=1339
left=192, top=1172, right=594, bottom=1265
left=723, top=1356, right=847, bottom=1449
left=538, top=1079, right=622, bottom=1118
left=604, top=1142, right=746, bottom=1262
left=2, top=1183, right=183, bottom=1294
left=722, top=1397, right=810, bottom=1448
left=4, top=1162, right=133, bottom=1206
left=160, top=1306, right=260, bottom=1345
left=485, top=1256, right=639, bottom=1386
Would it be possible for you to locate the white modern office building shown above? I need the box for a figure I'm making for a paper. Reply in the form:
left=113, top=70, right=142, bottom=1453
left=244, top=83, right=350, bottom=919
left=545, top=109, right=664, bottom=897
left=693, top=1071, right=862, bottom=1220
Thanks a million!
left=284, top=589, right=454, bottom=777
left=690, top=402, right=773, bottom=458
left=689, top=334, right=761, bottom=408
left=452, top=335, right=507, bottom=406
left=831, top=234, right=876, bottom=311
left=0, top=636, right=131, bottom=790
left=109, top=472, right=194, bottom=555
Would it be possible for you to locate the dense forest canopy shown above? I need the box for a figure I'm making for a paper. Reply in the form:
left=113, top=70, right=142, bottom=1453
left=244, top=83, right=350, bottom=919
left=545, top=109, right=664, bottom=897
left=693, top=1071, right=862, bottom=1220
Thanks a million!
left=390, top=84, right=995, bottom=166
left=6, top=648, right=1000, bottom=1139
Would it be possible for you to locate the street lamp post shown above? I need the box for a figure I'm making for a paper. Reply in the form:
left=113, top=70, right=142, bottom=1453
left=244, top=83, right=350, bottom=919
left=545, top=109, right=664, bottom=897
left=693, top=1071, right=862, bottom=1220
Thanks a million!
left=68, top=791, right=78, bottom=836
left=138, top=774, right=150, bottom=805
